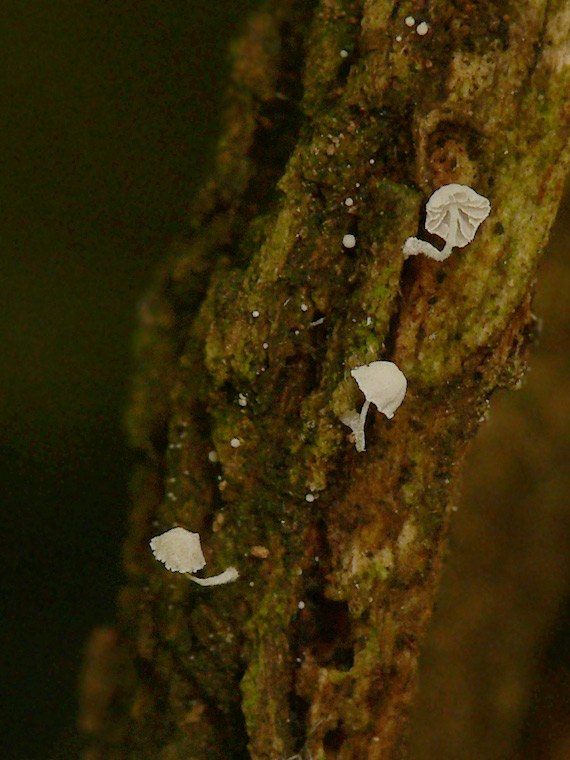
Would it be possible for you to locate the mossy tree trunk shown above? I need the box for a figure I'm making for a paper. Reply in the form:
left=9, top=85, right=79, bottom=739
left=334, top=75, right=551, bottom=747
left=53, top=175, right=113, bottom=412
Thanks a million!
left=81, top=1, right=570, bottom=758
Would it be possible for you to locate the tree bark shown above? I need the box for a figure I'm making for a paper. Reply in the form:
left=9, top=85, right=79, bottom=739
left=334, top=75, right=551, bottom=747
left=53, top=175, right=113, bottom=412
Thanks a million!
left=80, top=1, right=570, bottom=759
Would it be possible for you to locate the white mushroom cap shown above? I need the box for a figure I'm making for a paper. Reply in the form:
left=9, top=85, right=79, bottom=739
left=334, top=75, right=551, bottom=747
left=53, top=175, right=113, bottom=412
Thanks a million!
left=403, top=184, right=491, bottom=261
left=150, top=527, right=239, bottom=586
left=150, top=527, right=206, bottom=573
left=351, top=361, right=407, bottom=419
left=342, top=361, right=407, bottom=452
left=425, top=184, right=491, bottom=247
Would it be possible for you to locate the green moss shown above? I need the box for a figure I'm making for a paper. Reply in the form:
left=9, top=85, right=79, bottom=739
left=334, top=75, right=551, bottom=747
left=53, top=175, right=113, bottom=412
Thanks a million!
left=239, top=564, right=304, bottom=757
left=113, top=1, right=570, bottom=758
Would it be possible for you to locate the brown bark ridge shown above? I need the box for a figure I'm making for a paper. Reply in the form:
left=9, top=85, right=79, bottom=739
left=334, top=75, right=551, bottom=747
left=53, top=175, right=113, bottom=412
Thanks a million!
left=79, top=1, right=570, bottom=759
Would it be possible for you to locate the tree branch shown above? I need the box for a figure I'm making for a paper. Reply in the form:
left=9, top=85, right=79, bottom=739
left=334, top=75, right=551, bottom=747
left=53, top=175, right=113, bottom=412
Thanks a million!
left=80, top=1, right=570, bottom=758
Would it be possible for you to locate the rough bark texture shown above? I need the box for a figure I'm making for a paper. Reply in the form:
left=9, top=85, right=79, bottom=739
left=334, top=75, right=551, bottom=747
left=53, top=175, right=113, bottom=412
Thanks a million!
left=80, top=1, right=570, bottom=759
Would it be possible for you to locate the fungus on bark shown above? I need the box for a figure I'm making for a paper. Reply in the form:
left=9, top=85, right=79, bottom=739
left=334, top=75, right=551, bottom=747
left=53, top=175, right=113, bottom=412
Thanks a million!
left=403, top=183, right=491, bottom=261
left=150, top=527, right=239, bottom=586
left=341, top=361, right=407, bottom=452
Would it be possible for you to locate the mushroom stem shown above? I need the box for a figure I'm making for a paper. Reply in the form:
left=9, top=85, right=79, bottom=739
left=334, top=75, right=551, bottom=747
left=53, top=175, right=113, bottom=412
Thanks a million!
left=186, top=567, right=239, bottom=586
left=438, top=239, right=454, bottom=260
left=403, top=237, right=447, bottom=260
left=356, top=399, right=371, bottom=452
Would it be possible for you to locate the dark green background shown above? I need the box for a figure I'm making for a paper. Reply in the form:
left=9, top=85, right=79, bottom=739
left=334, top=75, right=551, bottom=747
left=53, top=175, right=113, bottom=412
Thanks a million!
left=0, top=2, right=258, bottom=757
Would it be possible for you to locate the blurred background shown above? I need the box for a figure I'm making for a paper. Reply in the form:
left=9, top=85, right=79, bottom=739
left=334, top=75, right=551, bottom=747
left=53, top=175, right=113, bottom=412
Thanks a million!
left=0, top=2, right=257, bottom=758
left=1, top=1, right=568, bottom=759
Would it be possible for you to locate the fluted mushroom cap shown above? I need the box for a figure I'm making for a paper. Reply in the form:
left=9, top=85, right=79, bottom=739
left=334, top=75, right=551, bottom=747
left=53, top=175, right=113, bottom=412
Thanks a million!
left=351, top=361, right=407, bottom=419
left=425, top=184, right=491, bottom=248
left=150, top=527, right=206, bottom=573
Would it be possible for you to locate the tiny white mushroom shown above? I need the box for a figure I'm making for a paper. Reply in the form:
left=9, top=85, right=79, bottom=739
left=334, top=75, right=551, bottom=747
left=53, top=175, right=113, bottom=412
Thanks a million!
left=343, top=233, right=356, bottom=248
left=403, top=184, right=491, bottom=261
left=150, top=527, right=205, bottom=573
left=342, top=361, right=407, bottom=452
left=150, top=527, right=239, bottom=587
